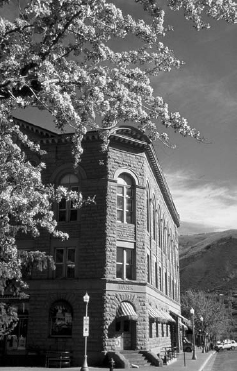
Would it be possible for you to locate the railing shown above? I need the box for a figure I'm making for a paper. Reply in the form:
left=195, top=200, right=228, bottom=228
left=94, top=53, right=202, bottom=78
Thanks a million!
left=160, top=346, right=177, bottom=365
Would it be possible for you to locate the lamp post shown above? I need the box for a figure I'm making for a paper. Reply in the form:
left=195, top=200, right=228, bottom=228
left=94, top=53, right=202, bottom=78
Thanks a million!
left=190, top=308, right=197, bottom=360
left=81, top=292, right=90, bottom=371
left=200, top=316, right=204, bottom=353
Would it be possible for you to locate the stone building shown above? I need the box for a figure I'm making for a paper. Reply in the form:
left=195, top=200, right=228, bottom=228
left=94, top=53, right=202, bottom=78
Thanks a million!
left=1, top=119, right=183, bottom=366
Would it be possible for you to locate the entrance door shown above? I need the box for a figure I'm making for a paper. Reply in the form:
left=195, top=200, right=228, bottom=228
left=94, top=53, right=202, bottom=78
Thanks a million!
left=115, top=319, right=136, bottom=350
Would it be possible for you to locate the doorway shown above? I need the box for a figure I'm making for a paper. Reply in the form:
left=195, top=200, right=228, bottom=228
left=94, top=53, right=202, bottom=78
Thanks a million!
left=115, top=319, right=136, bottom=350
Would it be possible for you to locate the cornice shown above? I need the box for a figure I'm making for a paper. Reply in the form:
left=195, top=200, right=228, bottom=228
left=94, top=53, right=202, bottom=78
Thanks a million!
left=15, top=119, right=179, bottom=226
left=14, top=117, right=57, bottom=138
left=110, top=127, right=180, bottom=227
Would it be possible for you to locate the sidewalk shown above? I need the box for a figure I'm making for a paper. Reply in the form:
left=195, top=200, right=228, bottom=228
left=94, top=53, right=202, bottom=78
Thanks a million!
left=164, top=348, right=216, bottom=371
left=0, top=349, right=216, bottom=371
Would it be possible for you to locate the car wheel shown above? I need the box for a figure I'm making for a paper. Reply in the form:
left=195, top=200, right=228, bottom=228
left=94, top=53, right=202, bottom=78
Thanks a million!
left=185, top=347, right=192, bottom=352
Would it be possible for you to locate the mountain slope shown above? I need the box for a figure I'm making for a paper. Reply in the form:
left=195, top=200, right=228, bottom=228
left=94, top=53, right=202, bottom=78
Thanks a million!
left=179, top=230, right=237, bottom=292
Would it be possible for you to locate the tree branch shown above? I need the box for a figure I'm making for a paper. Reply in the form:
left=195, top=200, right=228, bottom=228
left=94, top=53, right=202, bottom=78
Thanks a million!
left=40, top=10, right=83, bottom=61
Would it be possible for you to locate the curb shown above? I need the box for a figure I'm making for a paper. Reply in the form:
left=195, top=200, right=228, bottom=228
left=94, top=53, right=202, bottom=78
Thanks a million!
left=198, top=351, right=216, bottom=371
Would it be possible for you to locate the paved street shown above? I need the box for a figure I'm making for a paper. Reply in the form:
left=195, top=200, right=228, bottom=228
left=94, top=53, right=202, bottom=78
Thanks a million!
left=208, top=350, right=237, bottom=371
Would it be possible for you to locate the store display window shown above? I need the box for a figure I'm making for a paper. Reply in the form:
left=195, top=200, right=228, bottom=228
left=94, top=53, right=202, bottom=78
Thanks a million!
left=6, top=302, right=28, bottom=354
left=49, top=300, right=73, bottom=337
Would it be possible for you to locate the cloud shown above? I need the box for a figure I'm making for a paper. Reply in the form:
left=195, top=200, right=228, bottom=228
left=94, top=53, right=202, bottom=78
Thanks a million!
left=165, top=170, right=237, bottom=235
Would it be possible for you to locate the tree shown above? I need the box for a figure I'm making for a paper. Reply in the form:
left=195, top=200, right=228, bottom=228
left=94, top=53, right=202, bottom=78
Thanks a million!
left=0, top=120, right=90, bottom=334
left=0, top=0, right=236, bottom=334
left=181, top=290, right=232, bottom=341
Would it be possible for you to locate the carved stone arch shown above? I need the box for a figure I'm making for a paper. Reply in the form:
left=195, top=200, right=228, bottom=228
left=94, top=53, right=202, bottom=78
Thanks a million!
left=49, top=163, right=87, bottom=184
left=46, top=292, right=79, bottom=311
left=49, top=299, right=73, bottom=317
left=114, top=168, right=139, bottom=186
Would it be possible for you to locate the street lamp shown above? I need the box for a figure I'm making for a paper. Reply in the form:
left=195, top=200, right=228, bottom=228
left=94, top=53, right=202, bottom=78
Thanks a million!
left=190, top=308, right=197, bottom=360
left=200, top=316, right=204, bottom=353
left=81, top=292, right=90, bottom=371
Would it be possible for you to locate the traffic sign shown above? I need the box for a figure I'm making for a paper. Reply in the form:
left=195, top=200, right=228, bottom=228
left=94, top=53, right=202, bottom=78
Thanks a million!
left=83, top=316, right=89, bottom=337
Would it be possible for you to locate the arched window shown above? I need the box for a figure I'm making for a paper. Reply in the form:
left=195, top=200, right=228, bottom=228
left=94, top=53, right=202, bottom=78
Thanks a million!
left=49, top=300, right=73, bottom=337
left=117, top=174, right=134, bottom=224
left=58, top=173, right=79, bottom=222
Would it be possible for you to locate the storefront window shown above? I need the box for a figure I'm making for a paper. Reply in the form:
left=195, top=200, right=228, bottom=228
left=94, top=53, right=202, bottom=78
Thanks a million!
left=6, top=302, right=28, bottom=354
left=50, top=300, right=73, bottom=337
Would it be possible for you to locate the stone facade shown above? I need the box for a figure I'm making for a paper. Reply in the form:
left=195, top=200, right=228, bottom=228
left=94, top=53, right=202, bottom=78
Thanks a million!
left=2, top=119, right=182, bottom=366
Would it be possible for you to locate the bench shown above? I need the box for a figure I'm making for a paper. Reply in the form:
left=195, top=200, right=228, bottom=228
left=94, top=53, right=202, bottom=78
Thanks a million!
left=45, top=351, right=72, bottom=368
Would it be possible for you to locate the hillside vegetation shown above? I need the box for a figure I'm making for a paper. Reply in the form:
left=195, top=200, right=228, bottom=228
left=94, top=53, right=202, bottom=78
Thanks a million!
left=179, top=230, right=237, bottom=292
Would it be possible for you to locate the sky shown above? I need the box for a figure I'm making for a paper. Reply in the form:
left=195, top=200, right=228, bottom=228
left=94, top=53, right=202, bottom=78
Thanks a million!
left=5, top=0, right=237, bottom=235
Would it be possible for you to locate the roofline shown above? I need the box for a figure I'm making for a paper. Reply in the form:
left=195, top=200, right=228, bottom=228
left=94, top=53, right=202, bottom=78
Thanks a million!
left=14, top=117, right=58, bottom=138
left=109, top=127, right=180, bottom=227
left=15, top=119, right=179, bottom=226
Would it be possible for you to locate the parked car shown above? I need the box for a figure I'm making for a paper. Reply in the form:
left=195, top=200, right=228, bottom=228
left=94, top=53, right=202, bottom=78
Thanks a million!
left=231, top=340, right=237, bottom=350
left=215, top=340, right=232, bottom=351
left=214, top=341, right=222, bottom=351
left=183, top=338, right=193, bottom=352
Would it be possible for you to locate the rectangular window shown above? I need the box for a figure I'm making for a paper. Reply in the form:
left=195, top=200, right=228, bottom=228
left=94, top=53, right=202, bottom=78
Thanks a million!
left=159, top=266, right=162, bottom=291
left=126, top=188, right=133, bottom=223
left=169, top=275, right=172, bottom=298
left=165, top=271, right=168, bottom=295
left=155, top=261, right=158, bottom=288
left=149, top=319, right=153, bottom=338
left=162, top=323, right=164, bottom=337
left=6, top=309, right=28, bottom=352
left=156, top=322, right=159, bottom=337
left=117, top=186, right=124, bottom=222
left=116, top=247, right=134, bottom=280
left=55, top=247, right=76, bottom=278
left=58, top=186, right=79, bottom=222
left=166, top=324, right=169, bottom=337
left=147, top=254, right=150, bottom=283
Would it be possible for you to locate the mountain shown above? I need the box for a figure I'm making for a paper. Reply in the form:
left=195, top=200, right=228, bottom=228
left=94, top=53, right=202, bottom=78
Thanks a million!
left=179, top=229, right=237, bottom=293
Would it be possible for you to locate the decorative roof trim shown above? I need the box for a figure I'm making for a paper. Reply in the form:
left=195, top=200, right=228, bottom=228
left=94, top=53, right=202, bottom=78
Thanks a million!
left=110, top=127, right=180, bottom=227
left=14, top=117, right=57, bottom=138
left=15, top=120, right=179, bottom=225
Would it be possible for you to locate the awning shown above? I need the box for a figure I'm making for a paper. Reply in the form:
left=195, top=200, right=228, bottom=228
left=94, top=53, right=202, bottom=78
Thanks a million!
left=116, top=302, right=138, bottom=321
left=162, top=311, right=176, bottom=323
left=181, top=323, right=188, bottom=330
left=148, top=306, right=174, bottom=323
left=170, top=311, right=190, bottom=326
left=148, top=306, right=159, bottom=320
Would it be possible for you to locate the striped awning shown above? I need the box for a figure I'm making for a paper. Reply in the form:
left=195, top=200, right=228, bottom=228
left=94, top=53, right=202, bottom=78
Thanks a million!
left=148, top=306, right=169, bottom=323
left=181, top=323, right=188, bottom=330
left=148, top=306, right=160, bottom=320
left=116, top=302, right=138, bottom=321
left=163, top=311, right=176, bottom=323
left=171, top=311, right=190, bottom=324
left=162, top=310, right=175, bottom=322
